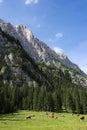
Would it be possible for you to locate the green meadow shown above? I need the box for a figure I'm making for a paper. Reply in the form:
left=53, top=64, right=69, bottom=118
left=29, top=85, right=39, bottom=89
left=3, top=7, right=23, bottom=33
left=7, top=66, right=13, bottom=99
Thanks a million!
left=0, top=110, right=87, bottom=130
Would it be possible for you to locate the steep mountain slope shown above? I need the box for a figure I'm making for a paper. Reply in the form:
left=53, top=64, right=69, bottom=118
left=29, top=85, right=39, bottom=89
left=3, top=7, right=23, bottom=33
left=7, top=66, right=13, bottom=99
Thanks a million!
left=0, top=18, right=86, bottom=77
left=16, top=25, right=85, bottom=75
left=0, top=24, right=87, bottom=88
left=0, top=28, right=52, bottom=89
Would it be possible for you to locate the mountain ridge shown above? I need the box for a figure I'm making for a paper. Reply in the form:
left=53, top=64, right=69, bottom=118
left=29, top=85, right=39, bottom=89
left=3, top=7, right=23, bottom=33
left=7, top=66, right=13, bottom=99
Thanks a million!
left=0, top=18, right=86, bottom=77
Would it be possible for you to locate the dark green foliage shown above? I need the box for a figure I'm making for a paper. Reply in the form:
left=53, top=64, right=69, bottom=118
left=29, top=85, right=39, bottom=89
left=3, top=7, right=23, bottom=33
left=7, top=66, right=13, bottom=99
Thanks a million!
left=66, top=92, right=75, bottom=113
left=54, top=91, right=62, bottom=112
left=44, top=92, right=54, bottom=112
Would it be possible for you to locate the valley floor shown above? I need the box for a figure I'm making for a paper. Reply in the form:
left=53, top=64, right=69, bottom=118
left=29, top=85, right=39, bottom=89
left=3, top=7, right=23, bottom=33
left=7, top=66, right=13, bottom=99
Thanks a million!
left=0, top=110, right=87, bottom=130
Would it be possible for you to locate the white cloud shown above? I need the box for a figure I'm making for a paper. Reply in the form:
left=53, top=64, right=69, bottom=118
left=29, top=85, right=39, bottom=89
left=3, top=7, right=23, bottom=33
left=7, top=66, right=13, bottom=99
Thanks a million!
left=25, top=0, right=39, bottom=5
left=54, top=47, right=64, bottom=54
left=55, top=33, right=63, bottom=38
left=0, top=0, right=3, bottom=4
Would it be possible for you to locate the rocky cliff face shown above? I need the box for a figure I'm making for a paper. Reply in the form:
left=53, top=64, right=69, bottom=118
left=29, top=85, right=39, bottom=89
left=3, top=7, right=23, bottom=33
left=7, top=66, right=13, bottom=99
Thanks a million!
left=0, top=19, right=86, bottom=77
left=0, top=28, right=52, bottom=88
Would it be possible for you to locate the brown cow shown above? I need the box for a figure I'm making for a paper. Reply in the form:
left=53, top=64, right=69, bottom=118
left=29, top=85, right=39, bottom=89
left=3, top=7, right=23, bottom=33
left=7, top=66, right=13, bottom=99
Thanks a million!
left=79, top=116, right=85, bottom=121
left=26, top=115, right=31, bottom=119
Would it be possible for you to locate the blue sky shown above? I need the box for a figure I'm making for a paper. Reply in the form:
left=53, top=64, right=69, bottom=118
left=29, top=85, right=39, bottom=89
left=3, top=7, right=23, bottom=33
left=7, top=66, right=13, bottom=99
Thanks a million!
left=0, top=0, right=87, bottom=73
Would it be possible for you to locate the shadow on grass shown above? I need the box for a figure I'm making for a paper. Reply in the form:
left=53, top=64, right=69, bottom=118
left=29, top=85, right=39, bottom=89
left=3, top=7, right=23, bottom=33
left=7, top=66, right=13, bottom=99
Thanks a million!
left=0, top=118, right=26, bottom=121
left=0, top=113, right=26, bottom=122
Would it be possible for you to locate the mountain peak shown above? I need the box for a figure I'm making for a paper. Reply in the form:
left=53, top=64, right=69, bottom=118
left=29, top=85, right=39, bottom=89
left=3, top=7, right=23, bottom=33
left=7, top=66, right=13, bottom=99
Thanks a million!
left=15, top=25, right=33, bottom=42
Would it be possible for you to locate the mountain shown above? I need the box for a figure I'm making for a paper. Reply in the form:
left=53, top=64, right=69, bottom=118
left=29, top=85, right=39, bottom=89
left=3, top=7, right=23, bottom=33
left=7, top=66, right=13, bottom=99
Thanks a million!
left=0, top=18, right=87, bottom=87
left=0, top=28, right=52, bottom=89
left=0, top=18, right=87, bottom=114
left=0, top=19, right=86, bottom=77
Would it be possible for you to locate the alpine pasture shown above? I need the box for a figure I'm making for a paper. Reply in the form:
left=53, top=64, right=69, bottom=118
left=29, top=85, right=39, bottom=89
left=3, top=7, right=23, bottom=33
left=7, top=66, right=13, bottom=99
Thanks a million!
left=0, top=110, right=87, bottom=130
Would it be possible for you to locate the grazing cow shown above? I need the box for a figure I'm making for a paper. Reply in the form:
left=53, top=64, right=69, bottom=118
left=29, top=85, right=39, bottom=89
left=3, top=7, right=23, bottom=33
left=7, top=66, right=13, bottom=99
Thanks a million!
left=79, top=116, right=85, bottom=121
left=26, top=115, right=31, bottom=119
left=48, top=113, right=54, bottom=118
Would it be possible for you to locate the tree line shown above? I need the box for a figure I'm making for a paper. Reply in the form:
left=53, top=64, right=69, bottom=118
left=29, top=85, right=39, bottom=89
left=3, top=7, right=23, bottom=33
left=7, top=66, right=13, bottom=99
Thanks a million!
left=0, top=79, right=87, bottom=114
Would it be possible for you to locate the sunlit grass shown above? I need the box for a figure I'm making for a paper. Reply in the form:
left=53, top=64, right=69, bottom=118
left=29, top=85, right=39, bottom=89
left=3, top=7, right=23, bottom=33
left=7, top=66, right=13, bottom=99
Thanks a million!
left=0, top=110, right=87, bottom=130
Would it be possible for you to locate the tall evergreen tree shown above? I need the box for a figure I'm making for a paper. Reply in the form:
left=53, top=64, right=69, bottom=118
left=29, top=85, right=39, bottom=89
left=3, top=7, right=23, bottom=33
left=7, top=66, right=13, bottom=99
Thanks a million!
left=66, top=91, right=75, bottom=113
left=33, top=88, right=38, bottom=110
left=37, top=85, right=47, bottom=111
left=54, top=90, right=62, bottom=112
left=75, top=91, right=83, bottom=114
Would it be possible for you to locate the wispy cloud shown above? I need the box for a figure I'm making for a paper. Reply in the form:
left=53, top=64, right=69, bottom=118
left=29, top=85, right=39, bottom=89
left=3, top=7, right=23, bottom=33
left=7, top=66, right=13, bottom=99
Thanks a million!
left=48, top=32, right=64, bottom=43
left=0, top=0, right=3, bottom=4
left=54, top=47, right=64, bottom=54
left=55, top=33, right=63, bottom=38
left=25, top=0, right=39, bottom=5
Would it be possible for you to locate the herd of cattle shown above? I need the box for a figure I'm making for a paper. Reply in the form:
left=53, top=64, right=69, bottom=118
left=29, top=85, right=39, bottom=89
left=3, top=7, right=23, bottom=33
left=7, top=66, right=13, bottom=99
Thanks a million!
left=25, top=112, right=85, bottom=121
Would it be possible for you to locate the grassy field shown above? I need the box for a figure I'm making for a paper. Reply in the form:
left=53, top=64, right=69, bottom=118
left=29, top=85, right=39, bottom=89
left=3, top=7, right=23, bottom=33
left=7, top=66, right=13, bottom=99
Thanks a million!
left=0, top=110, right=87, bottom=130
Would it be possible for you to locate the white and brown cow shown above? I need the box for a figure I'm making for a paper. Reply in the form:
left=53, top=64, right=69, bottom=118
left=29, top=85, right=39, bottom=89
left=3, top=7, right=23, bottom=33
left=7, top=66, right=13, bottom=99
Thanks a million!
left=79, top=115, right=85, bottom=121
